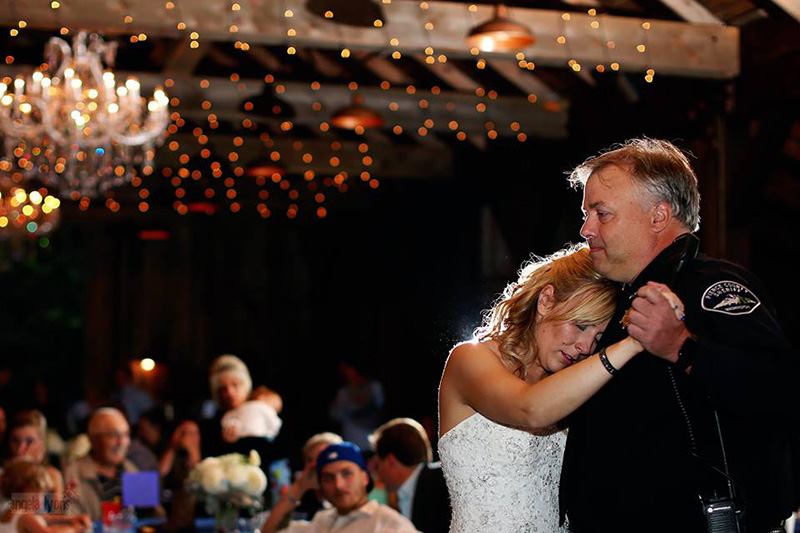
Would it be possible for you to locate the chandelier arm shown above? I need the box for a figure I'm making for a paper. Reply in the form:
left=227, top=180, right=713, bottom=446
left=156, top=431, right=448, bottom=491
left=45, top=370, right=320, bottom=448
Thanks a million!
left=45, top=37, right=72, bottom=79
left=113, top=113, right=170, bottom=146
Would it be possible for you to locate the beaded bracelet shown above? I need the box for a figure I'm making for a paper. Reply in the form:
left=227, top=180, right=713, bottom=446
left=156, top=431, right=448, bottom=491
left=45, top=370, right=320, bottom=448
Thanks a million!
left=599, top=347, right=617, bottom=376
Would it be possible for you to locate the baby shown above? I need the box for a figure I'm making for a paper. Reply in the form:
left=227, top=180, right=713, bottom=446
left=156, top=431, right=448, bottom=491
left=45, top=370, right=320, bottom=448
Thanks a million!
left=221, top=386, right=283, bottom=443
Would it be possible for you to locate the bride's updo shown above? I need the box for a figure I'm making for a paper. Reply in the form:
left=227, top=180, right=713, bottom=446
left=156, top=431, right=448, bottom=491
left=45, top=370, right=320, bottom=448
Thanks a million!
left=474, top=245, right=618, bottom=378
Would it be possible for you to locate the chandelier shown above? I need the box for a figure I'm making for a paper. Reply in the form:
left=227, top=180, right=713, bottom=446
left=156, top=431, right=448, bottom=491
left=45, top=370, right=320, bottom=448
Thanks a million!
left=0, top=31, right=169, bottom=197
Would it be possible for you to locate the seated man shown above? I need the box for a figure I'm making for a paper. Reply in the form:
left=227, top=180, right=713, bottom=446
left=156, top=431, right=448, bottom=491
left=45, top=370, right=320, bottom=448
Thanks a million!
left=63, top=407, right=138, bottom=521
left=264, top=442, right=419, bottom=533
left=370, top=418, right=450, bottom=533
left=294, top=432, right=344, bottom=520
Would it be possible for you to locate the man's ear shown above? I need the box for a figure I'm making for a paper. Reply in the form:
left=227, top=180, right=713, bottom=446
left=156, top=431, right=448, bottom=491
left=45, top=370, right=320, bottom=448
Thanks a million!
left=651, top=201, right=672, bottom=232
left=537, top=284, right=556, bottom=318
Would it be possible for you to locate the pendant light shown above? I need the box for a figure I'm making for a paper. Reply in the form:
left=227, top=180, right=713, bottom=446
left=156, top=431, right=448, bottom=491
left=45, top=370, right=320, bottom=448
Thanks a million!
left=466, top=4, right=535, bottom=52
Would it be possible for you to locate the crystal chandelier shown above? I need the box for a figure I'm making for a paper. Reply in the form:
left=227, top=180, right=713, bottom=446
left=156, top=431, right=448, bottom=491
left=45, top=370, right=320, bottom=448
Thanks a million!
left=0, top=31, right=169, bottom=197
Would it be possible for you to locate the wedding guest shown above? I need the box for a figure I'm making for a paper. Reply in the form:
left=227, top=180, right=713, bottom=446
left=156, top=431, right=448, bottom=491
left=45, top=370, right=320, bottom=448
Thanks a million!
left=127, top=437, right=159, bottom=473
left=202, top=355, right=287, bottom=464
left=112, top=365, right=154, bottom=426
left=292, top=432, right=344, bottom=521
left=160, top=420, right=201, bottom=479
left=127, top=407, right=166, bottom=472
left=63, top=408, right=138, bottom=521
left=329, top=363, right=384, bottom=450
left=160, top=420, right=202, bottom=530
left=263, top=442, right=419, bottom=533
left=201, top=354, right=255, bottom=457
left=0, top=458, right=90, bottom=532
left=136, top=407, right=167, bottom=456
left=201, top=355, right=289, bottom=508
left=365, top=452, right=389, bottom=506
left=370, top=418, right=450, bottom=533
left=6, top=410, right=65, bottom=509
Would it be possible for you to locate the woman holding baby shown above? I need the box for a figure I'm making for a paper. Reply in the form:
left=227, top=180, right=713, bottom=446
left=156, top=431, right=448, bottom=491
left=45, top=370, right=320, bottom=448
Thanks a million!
left=199, top=355, right=287, bottom=500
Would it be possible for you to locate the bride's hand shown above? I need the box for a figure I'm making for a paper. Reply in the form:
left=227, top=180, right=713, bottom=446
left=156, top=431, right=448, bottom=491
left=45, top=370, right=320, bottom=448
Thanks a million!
left=650, top=283, right=686, bottom=321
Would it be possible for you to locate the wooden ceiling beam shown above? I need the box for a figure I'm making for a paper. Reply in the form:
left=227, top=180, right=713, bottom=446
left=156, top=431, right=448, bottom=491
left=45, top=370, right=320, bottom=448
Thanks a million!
left=245, top=46, right=285, bottom=73
left=159, top=73, right=568, bottom=139
left=0, top=66, right=567, bottom=139
left=0, top=0, right=739, bottom=79
left=159, top=134, right=454, bottom=179
left=163, top=38, right=209, bottom=75
left=655, top=0, right=724, bottom=24
left=413, top=55, right=481, bottom=92
left=354, top=52, right=415, bottom=86
left=769, top=0, right=800, bottom=22
left=488, top=60, right=563, bottom=103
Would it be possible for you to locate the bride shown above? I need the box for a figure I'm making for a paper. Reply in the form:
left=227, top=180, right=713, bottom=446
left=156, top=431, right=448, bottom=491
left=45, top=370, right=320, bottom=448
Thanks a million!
left=439, top=246, right=675, bottom=532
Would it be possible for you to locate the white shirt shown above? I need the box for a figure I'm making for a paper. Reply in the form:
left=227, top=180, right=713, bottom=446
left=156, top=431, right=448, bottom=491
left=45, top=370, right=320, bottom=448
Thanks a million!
left=284, top=499, right=420, bottom=533
left=396, top=464, right=424, bottom=519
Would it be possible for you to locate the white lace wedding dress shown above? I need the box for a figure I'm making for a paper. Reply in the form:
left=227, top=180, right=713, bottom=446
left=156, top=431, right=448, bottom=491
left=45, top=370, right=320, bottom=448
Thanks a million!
left=439, top=412, right=570, bottom=533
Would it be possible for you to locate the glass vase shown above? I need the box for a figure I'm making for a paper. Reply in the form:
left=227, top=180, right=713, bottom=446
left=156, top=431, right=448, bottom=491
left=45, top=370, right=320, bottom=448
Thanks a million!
left=214, top=503, right=240, bottom=532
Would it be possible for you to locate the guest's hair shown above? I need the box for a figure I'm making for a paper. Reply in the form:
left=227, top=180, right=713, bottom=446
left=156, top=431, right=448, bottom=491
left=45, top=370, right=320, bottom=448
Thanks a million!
left=370, top=418, right=432, bottom=466
left=209, top=354, right=253, bottom=403
left=302, top=432, right=343, bottom=466
left=0, top=458, right=53, bottom=498
left=475, top=246, right=618, bottom=378
left=87, top=407, right=128, bottom=436
left=567, top=138, right=701, bottom=231
left=9, top=410, right=47, bottom=442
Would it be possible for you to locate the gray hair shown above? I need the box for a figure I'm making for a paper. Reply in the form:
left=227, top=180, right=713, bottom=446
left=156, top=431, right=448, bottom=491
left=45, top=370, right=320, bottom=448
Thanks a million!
left=302, top=432, right=343, bottom=465
left=87, top=407, right=128, bottom=436
left=209, top=354, right=253, bottom=403
left=568, top=138, right=701, bottom=231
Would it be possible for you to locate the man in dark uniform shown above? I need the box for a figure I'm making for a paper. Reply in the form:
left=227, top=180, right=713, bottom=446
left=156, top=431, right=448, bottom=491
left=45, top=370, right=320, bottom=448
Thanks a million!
left=560, top=139, right=798, bottom=532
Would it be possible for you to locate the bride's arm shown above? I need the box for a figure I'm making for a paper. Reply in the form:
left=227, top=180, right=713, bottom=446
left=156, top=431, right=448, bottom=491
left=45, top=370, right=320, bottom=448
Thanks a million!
left=443, top=336, right=641, bottom=429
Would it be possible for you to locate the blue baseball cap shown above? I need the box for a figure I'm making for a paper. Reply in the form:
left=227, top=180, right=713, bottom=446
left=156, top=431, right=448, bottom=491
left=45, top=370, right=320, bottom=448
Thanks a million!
left=315, top=442, right=368, bottom=477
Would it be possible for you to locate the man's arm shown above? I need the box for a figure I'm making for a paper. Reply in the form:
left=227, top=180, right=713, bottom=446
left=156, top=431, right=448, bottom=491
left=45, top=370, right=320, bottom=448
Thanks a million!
left=262, top=463, right=317, bottom=533
left=629, top=278, right=798, bottom=423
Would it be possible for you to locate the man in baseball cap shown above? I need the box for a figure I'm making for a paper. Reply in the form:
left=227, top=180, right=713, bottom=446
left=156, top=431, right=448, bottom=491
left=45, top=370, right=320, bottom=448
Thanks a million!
left=264, top=441, right=420, bottom=532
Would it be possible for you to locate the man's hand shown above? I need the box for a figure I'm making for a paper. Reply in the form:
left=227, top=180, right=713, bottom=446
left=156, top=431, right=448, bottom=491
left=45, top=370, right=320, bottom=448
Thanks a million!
left=627, top=281, right=691, bottom=362
left=295, top=461, right=319, bottom=493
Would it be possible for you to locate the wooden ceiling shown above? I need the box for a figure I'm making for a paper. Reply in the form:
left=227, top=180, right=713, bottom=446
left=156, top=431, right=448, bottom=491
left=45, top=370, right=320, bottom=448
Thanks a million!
left=0, top=0, right=795, bottom=216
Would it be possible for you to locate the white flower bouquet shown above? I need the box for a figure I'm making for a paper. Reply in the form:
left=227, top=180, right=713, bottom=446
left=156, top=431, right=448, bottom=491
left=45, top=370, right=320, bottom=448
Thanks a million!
left=187, top=450, right=267, bottom=530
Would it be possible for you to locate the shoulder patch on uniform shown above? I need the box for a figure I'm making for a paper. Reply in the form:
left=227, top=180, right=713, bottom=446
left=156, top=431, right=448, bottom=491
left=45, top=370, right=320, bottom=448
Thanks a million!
left=701, top=280, right=761, bottom=315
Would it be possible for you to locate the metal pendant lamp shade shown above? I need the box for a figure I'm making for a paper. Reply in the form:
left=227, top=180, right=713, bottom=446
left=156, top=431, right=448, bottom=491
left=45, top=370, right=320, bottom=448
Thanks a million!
left=466, top=4, right=535, bottom=52
left=245, top=164, right=285, bottom=179
left=330, top=95, right=384, bottom=130
left=245, top=157, right=285, bottom=179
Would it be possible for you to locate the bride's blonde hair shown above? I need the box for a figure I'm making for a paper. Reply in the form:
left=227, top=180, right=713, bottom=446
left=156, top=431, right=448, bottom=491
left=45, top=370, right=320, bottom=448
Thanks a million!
left=474, top=245, right=618, bottom=377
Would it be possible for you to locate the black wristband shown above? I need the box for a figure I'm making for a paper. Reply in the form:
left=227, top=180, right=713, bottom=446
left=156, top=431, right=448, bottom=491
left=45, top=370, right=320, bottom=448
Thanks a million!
left=675, top=335, right=698, bottom=372
left=598, top=347, right=617, bottom=376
